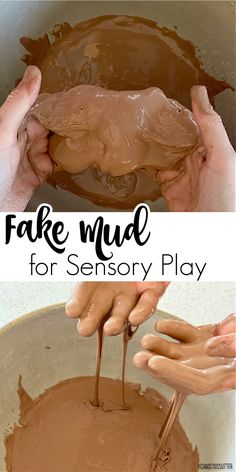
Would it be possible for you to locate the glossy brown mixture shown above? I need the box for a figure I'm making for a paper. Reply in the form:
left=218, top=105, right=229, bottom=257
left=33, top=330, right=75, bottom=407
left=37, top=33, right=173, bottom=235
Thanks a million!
left=146, top=323, right=231, bottom=469
left=28, top=84, right=205, bottom=211
left=21, top=15, right=232, bottom=209
left=5, top=377, right=198, bottom=472
left=4, top=322, right=200, bottom=472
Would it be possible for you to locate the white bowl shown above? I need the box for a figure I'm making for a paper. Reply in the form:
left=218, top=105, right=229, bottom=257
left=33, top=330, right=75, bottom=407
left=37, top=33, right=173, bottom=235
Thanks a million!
left=0, top=304, right=235, bottom=470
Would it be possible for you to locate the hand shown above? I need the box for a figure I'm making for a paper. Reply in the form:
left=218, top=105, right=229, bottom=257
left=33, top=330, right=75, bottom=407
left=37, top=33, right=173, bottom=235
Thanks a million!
left=205, top=313, right=236, bottom=357
left=133, top=317, right=235, bottom=395
left=0, top=66, right=53, bottom=211
left=66, top=281, right=169, bottom=336
left=158, top=86, right=235, bottom=211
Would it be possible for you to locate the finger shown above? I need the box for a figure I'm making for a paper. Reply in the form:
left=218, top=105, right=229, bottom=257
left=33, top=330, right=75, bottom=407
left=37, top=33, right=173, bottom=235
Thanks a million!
left=141, top=334, right=181, bottom=359
left=103, top=293, right=137, bottom=336
left=28, top=137, right=49, bottom=157
left=17, top=127, right=28, bottom=151
left=142, top=355, right=195, bottom=392
left=23, top=117, right=49, bottom=158
left=26, top=117, right=49, bottom=141
left=155, top=319, right=198, bottom=343
left=147, top=356, right=231, bottom=395
left=218, top=371, right=236, bottom=391
left=197, top=323, right=218, bottom=337
left=205, top=333, right=236, bottom=358
left=25, top=119, right=52, bottom=180
left=217, top=313, right=236, bottom=336
left=15, top=150, right=51, bottom=193
left=28, top=152, right=53, bottom=183
left=135, top=282, right=170, bottom=295
left=129, top=282, right=169, bottom=325
left=128, top=289, right=159, bottom=326
left=78, top=289, right=114, bottom=337
left=133, top=351, right=153, bottom=370
left=0, top=66, right=41, bottom=141
left=27, top=135, right=49, bottom=156
left=191, top=85, right=235, bottom=159
left=66, top=282, right=97, bottom=318
left=204, top=364, right=235, bottom=393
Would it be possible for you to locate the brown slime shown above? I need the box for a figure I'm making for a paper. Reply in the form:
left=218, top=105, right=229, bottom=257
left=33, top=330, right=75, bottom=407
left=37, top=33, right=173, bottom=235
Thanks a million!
left=151, top=392, right=186, bottom=471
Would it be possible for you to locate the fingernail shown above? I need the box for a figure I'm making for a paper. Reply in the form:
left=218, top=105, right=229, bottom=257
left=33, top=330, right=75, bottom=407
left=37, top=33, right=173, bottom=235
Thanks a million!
left=191, top=85, right=214, bottom=115
left=133, top=353, right=142, bottom=368
left=148, top=356, right=159, bottom=370
left=104, top=319, right=120, bottom=335
left=128, top=317, right=140, bottom=327
left=65, top=298, right=82, bottom=318
left=65, top=301, right=76, bottom=317
left=141, top=334, right=154, bottom=348
left=21, top=66, right=41, bottom=93
left=77, top=319, right=93, bottom=337
left=133, top=352, right=149, bottom=368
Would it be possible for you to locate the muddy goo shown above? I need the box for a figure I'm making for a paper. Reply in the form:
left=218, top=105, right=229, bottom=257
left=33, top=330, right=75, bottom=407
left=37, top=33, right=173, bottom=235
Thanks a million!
left=5, top=377, right=198, bottom=472
left=21, top=15, right=232, bottom=209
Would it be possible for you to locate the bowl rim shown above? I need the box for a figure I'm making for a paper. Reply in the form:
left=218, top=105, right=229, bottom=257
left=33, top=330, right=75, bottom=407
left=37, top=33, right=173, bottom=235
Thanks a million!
left=0, top=303, right=180, bottom=337
left=0, top=302, right=65, bottom=336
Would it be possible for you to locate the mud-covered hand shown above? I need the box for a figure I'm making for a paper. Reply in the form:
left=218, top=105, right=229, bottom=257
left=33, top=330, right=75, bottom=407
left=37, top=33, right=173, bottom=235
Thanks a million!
left=133, top=317, right=235, bottom=395
left=205, top=313, right=236, bottom=358
left=66, top=281, right=169, bottom=336
left=0, top=65, right=53, bottom=211
left=158, top=86, right=235, bottom=212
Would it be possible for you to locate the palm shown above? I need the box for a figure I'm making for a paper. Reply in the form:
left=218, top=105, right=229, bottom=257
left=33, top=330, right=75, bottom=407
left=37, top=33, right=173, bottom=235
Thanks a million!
left=134, top=319, right=235, bottom=395
left=158, top=86, right=235, bottom=212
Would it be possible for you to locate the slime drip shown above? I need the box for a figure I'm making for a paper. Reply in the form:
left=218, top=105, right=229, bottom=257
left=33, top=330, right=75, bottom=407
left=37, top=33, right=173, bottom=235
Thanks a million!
left=92, top=322, right=186, bottom=469
left=121, top=324, right=139, bottom=406
left=92, top=321, right=138, bottom=408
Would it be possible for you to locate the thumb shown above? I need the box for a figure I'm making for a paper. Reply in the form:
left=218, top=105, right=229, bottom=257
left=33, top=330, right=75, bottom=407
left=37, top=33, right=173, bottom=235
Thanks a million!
left=0, top=66, right=41, bottom=142
left=217, top=313, right=236, bottom=336
left=191, top=85, right=235, bottom=159
left=204, top=333, right=236, bottom=358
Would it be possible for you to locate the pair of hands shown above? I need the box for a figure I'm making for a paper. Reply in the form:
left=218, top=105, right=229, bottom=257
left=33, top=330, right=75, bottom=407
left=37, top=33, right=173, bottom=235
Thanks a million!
left=66, top=282, right=235, bottom=395
left=0, top=65, right=235, bottom=211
